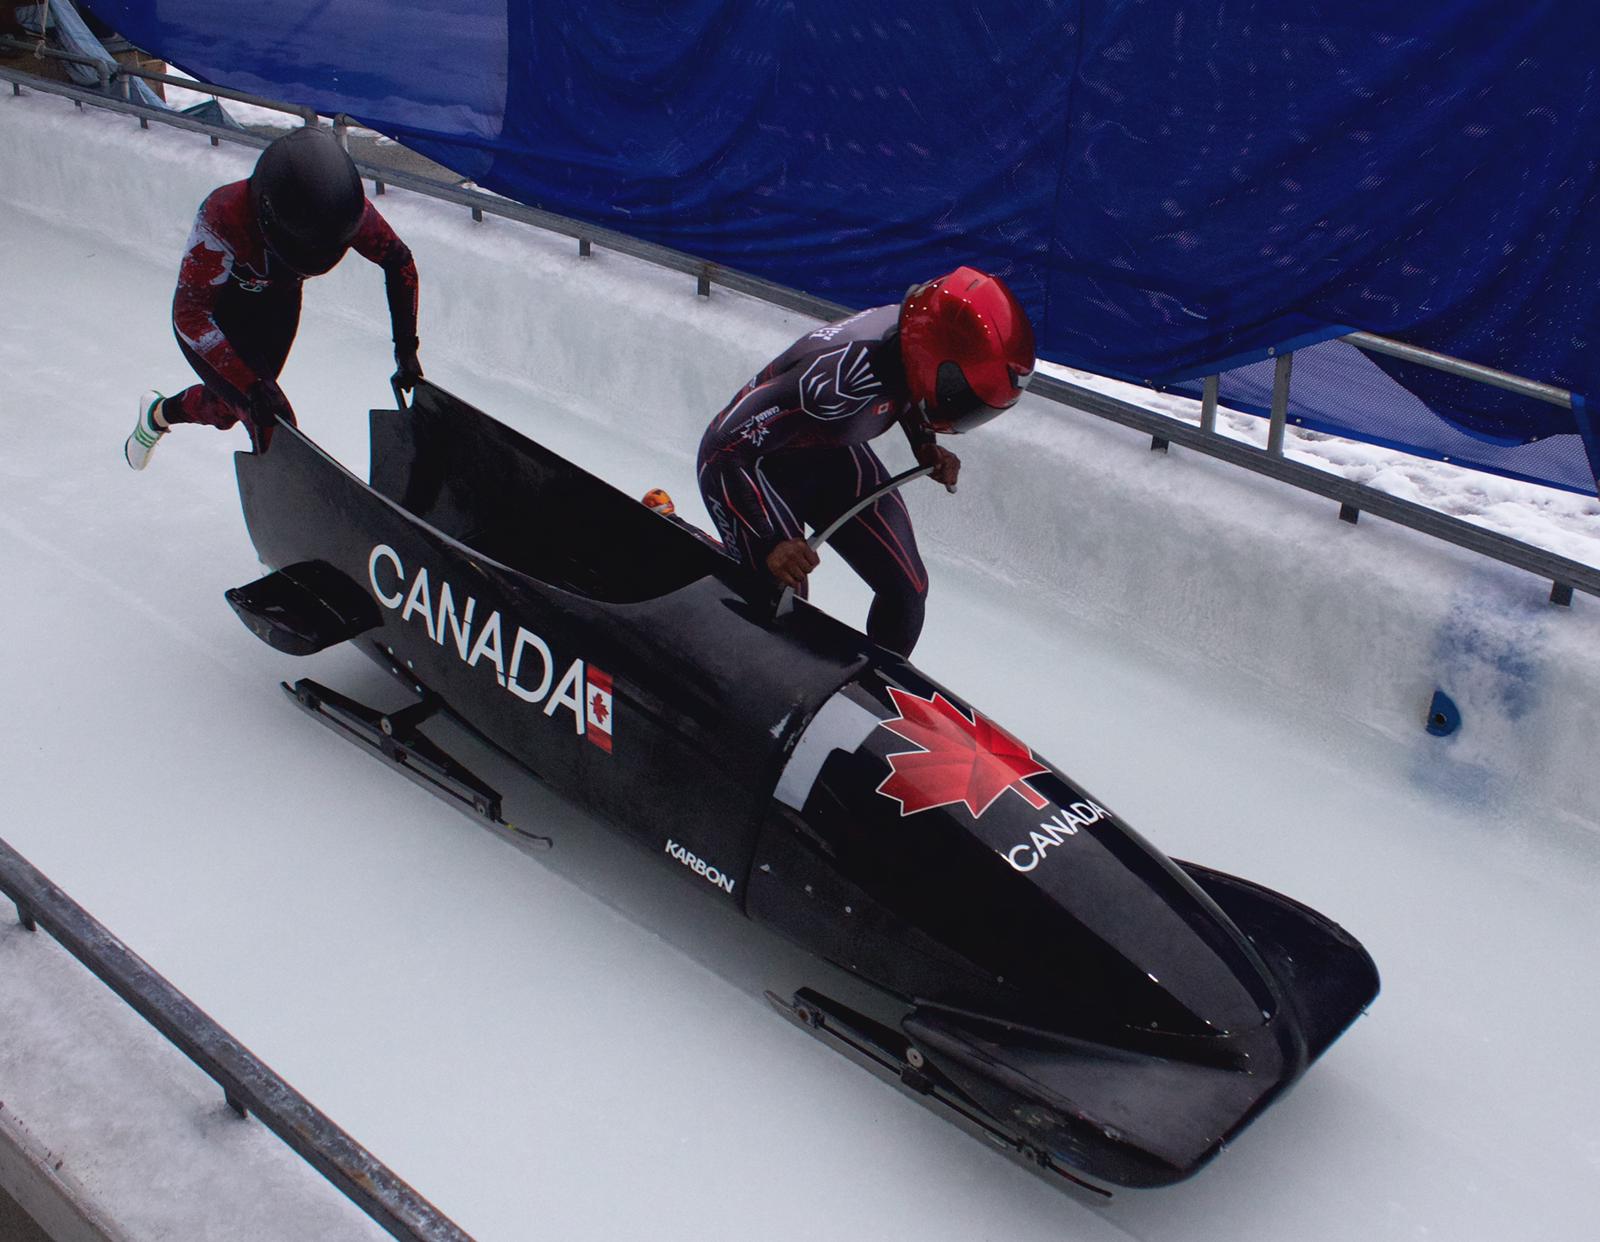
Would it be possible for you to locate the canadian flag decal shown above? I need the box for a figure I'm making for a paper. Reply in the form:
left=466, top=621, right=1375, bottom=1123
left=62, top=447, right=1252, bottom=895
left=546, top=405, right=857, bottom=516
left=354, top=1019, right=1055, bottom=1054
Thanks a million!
left=875, top=687, right=1049, bottom=817
left=585, top=667, right=613, bottom=753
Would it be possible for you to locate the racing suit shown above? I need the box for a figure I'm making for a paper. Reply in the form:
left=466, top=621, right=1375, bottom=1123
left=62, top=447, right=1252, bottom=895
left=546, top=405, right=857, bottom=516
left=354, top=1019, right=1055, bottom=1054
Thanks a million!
left=165, top=180, right=418, bottom=446
left=697, top=304, right=937, bottom=657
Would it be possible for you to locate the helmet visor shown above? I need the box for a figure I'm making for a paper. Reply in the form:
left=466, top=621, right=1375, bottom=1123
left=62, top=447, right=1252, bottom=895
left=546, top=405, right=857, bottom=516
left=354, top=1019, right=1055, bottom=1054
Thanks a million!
left=927, top=360, right=1033, bottom=433
left=259, top=193, right=356, bottom=276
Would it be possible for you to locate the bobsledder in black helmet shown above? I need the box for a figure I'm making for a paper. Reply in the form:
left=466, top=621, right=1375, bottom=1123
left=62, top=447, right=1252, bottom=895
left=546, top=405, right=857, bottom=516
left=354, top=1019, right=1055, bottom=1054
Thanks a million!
left=125, top=124, right=422, bottom=470
left=249, top=126, right=366, bottom=277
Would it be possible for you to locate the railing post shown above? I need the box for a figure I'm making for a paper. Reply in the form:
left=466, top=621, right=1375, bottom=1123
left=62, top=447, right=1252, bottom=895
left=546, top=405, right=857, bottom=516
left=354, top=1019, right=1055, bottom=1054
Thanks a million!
left=1200, top=374, right=1219, bottom=435
left=1267, top=351, right=1293, bottom=456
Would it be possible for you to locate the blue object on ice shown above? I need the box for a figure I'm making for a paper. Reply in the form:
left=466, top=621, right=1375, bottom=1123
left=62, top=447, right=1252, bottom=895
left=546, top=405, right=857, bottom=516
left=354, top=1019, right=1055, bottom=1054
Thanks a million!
left=1425, top=690, right=1461, bottom=738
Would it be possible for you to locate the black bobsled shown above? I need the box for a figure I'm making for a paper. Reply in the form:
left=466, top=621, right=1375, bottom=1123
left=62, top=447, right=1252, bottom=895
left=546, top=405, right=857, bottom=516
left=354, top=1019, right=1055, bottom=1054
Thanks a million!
left=229, top=380, right=1378, bottom=1192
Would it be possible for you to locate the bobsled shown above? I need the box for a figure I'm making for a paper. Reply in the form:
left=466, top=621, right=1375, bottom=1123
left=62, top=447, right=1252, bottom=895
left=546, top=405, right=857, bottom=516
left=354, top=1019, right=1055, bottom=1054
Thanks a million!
left=228, top=380, right=1378, bottom=1192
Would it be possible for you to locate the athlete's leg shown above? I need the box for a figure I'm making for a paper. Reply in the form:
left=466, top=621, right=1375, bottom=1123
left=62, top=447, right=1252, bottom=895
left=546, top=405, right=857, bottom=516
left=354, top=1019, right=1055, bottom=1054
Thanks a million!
left=758, top=446, right=929, bottom=653
left=815, top=445, right=930, bottom=656
left=696, top=448, right=810, bottom=590
left=160, top=282, right=302, bottom=438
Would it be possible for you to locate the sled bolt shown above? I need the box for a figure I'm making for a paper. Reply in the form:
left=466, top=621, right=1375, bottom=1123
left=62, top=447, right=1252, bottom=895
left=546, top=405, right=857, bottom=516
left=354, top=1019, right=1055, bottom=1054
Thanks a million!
left=906, top=1047, right=925, bottom=1070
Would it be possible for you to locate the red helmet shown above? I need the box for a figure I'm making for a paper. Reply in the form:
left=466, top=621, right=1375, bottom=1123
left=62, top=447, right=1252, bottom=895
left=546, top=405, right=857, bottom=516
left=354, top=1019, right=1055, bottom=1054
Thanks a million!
left=899, top=267, right=1035, bottom=433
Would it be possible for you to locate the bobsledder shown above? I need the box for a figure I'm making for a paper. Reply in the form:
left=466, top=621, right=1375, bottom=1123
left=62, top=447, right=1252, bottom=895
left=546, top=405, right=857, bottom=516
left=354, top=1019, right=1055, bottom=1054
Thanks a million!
left=226, top=379, right=1378, bottom=1192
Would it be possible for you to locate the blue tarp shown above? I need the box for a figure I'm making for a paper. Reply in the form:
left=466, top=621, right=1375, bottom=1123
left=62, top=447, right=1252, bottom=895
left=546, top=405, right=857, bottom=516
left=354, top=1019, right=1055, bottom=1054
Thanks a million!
left=82, top=1, right=1600, bottom=493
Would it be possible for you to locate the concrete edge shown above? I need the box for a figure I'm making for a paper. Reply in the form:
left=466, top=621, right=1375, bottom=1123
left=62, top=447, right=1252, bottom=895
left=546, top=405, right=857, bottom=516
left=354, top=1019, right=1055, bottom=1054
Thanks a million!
left=0, top=1099, right=133, bottom=1242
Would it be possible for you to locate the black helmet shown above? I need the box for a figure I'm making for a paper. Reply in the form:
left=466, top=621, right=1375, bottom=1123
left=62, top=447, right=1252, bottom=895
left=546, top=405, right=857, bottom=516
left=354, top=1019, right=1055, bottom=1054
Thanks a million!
left=249, top=126, right=365, bottom=276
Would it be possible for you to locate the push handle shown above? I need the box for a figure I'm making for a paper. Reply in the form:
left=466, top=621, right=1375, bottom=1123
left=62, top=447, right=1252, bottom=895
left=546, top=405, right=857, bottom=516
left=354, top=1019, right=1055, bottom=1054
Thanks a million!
left=773, top=464, right=935, bottom=619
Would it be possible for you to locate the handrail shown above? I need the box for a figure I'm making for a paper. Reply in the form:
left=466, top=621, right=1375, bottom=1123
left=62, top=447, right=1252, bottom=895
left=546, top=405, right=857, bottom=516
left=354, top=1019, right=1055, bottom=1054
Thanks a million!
left=1033, top=372, right=1600, bottom=604
left=0, top=834, right=475, bottom=1242
left=0, top=34, right=316, bottom=121
left=2, top=60, right=1593, bottom=605
left=1342, top=330, right=1574, bottom=409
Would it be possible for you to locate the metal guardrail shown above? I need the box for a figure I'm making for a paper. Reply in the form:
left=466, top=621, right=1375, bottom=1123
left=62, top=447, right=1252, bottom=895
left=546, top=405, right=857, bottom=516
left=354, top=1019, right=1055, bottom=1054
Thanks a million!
left=0, top=835, right=475, bottom=1242
left=2, top=56, right=1594, bottom=606
left=1038, top=372, right=1600, bottom=605
left=0, top=34, right=315, bottom=124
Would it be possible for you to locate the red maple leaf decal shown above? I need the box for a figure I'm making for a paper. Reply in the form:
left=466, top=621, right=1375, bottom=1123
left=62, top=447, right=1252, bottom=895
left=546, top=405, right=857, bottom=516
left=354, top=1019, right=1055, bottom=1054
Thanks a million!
left=875, top=687, right=1050, bottom=817
left=590, top=692, right=609, bottom=726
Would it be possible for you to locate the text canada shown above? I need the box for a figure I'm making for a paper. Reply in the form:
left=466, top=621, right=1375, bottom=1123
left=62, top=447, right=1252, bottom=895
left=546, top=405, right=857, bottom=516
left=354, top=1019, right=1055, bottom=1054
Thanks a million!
left=1000, top=801, right=1109, bottom=873
left=368, top=544, right=590, bottom=732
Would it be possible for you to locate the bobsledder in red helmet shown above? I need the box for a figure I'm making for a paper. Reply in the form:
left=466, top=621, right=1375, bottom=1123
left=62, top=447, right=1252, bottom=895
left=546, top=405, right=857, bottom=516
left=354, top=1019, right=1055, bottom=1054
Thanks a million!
left=899, top=266, right=1036, bottom=434
left=249, top=126, right=366, bottom=277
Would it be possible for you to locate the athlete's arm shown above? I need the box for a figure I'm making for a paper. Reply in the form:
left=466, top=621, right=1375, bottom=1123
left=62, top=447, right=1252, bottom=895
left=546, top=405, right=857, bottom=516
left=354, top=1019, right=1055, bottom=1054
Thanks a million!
left=350, top=201, right=422, bottom=382
left=899, top=408, right=960, bottom=487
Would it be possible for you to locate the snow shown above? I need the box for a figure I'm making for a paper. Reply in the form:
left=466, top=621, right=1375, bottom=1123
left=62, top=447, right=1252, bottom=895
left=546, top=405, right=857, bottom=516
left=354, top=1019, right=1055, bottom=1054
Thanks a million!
left=3, top=85, right=1600, bottom=1241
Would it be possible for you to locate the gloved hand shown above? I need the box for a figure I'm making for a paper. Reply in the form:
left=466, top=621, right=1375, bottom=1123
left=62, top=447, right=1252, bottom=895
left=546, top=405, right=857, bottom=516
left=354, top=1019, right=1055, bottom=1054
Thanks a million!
left=244, top=379, right=295, bottom=452
left=393, top=337, right=424, bottom=392
left=916, top=442, right=961, bottom=492
left=765, top=537, right=820, bottom=590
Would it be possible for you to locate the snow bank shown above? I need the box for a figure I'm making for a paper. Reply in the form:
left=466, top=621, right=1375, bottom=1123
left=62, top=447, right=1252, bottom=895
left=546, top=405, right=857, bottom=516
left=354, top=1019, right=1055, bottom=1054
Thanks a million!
left=4, top=92, right=1594, bottom=830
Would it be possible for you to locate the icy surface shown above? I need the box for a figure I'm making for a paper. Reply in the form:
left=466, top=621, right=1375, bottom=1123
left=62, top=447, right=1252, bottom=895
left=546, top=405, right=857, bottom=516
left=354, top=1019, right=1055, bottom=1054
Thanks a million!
left=3, top=88, right=1600, bottom=1241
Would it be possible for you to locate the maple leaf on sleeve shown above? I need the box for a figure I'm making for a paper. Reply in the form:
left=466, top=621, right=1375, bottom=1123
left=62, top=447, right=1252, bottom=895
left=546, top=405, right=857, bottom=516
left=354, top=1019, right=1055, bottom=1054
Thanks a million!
left=875, top=687, right=1050, bottom=817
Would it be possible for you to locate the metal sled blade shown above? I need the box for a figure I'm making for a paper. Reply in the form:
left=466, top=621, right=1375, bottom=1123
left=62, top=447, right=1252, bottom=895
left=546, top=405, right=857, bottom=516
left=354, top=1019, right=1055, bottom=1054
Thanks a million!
left=282, top=678, right=546, bottom=845
left=765, top=988, right=1111, bottom=1198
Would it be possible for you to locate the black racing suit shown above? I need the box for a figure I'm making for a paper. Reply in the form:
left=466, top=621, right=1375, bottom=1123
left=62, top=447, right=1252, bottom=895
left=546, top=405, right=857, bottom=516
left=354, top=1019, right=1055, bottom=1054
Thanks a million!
left=697, top=304, right=937, bottom=657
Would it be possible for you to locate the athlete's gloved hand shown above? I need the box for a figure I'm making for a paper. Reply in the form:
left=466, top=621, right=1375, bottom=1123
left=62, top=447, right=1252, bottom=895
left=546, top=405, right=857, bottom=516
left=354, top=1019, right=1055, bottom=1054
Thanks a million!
left=243, top=379, right=295, bottom=452
left=766, top=538, right=820, bottom=590
left=393, top=337, right=424, bottom=392
left=917, top=442, right=961, bottom=492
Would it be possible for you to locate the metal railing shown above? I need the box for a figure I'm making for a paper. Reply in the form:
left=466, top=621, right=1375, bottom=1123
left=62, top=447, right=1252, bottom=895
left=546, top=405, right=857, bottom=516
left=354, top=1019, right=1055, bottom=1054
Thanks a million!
left=0, top=836, right=474, bottom=1242
left=2, top=53, right=1594, bottom=606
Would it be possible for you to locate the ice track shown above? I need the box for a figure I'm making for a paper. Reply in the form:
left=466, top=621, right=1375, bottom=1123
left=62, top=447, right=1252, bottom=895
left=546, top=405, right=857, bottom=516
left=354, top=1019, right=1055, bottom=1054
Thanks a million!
left=3, top=91, right=1599, bottom=1241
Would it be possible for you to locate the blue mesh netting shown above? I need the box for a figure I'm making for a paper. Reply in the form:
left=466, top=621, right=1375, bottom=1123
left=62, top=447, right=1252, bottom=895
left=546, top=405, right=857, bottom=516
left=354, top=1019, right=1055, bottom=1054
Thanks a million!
left=83, top=1, right=1600, bottom=493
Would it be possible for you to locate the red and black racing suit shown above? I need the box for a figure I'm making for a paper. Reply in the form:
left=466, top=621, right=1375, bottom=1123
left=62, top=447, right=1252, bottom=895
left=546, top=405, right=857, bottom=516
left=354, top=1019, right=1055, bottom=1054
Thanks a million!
left=165, top=180, right=418, bottom=445
left=697, top=304, right=936, bottom=657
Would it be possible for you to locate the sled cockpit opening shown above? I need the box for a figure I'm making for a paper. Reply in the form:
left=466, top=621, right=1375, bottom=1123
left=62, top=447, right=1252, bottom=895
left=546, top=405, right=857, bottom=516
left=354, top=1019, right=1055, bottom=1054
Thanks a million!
left=368, top=383, right=726, bottom=604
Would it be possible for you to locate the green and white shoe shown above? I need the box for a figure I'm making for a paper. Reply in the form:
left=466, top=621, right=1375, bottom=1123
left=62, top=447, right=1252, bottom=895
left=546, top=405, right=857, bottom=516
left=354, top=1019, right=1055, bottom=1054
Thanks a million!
left=125, top=391, right=167, bottom=470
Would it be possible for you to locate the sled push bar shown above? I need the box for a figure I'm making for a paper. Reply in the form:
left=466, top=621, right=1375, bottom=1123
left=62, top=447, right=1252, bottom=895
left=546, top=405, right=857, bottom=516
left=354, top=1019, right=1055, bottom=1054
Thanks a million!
left=0, top=834, right=476, bottom=1242
left=773, top=463, right=934, bottom=619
